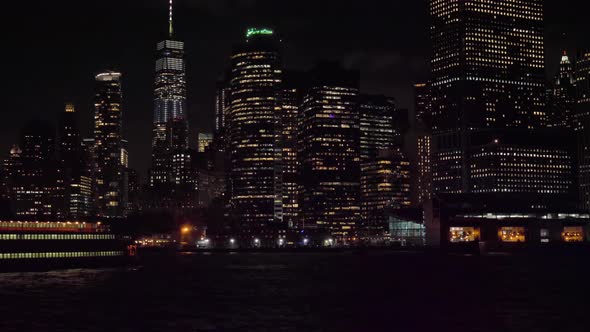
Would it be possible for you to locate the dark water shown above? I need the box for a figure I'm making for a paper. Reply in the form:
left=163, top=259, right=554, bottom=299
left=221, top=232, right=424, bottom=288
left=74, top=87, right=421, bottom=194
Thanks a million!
left=1, top=251, right=589, bottom=332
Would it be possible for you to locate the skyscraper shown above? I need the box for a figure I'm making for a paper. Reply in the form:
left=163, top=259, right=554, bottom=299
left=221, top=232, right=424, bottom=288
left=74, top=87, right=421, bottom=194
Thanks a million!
left=361, top=149, right=411, bottom=237
left=214, top=80, right=231, bottom=152
left=10, top=120, right=62, bottom=220
left=228, top=28, right=283, bottom=228
left=430, top=0, right=546, bottom=194
left=281, top=71, right=305, bottom=229
left=300, top=63, right=360, bottom=240
left=416, top=133, right=432, bottom=206
left=575, top=49, right=590, bottom=210
left=413, top=83, right=432, bottom=127
left=359, top=94, right=397, bottom=162
left=548, top=51, right=576, bottom=128
left=59, top=103, right=92, bottom=219
left=94, top=71, right=124, bottom=219
left=150, top=0, right=187, bottom=189
left=148, top=1, right=196, bottom=214
left=430, top=0, right=545, bottom=132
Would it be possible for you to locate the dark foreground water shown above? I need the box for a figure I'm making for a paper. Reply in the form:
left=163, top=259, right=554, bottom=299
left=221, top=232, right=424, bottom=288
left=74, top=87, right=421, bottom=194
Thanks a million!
left=1, top=251, right=589, bottom=332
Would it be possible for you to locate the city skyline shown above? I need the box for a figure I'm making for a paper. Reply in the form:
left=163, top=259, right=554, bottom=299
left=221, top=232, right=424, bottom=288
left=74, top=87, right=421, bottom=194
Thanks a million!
left=2, top=0, right=586, bottom=180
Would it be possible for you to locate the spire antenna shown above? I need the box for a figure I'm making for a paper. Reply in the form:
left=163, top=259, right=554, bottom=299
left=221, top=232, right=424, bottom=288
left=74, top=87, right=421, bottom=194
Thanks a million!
left=169, top=0, right=174, bottom=37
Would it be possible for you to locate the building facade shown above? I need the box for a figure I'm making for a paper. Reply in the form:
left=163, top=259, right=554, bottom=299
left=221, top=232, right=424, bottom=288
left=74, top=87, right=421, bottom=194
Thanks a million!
left=148, top=4, right=196, bottom=215
left=430, top=0, right=547, bottom=194
left=575, top=50, right=590, bottom=210
left=359, top=94, right=397, bottom=162
left=281, top=71, right=305, bottom=229
left=228, top=28, right=283, bottom=228
left=413, top=83, right=432, bottom=127
left=59, top=103, right=92, bottom=219
left=547, top=51, right=576, bottom=128
left=361, top=149, right=411, bottom=238
left=9, top=121, right=63, bottom=220
left=94, top=71, right=125, bottom=219
left=300, top=64, right=360, bottom=240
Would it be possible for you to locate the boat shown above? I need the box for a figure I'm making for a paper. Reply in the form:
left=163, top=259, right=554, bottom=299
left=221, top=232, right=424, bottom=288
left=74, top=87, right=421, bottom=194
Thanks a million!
left=0, top=220, right=133, bottom=272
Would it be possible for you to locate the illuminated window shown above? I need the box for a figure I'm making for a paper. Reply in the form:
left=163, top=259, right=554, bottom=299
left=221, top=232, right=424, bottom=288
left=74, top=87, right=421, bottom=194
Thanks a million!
left=562, top=227, right=584, bottom=243
left=449, top=227, right=480, bottom=243
left=499, top=227, right=526, bottom=243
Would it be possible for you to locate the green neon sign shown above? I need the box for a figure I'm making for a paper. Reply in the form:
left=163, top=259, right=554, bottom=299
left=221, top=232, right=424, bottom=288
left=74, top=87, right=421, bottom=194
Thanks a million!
left=246, top=28, right=274, bottom=38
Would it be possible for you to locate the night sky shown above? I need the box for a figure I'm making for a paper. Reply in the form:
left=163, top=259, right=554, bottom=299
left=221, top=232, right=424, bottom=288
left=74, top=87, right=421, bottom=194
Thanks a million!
left=2, top=0, right=587, bottom=181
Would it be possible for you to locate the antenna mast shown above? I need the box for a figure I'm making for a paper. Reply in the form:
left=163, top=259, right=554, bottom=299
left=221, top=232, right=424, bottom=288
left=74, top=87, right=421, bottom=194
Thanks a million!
left=169, top=0, right=174, bottom=37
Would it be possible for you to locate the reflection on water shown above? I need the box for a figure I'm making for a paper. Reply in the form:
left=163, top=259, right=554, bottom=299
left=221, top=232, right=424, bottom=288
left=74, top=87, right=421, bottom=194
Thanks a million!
left=1, top=252, right=589, bottom=332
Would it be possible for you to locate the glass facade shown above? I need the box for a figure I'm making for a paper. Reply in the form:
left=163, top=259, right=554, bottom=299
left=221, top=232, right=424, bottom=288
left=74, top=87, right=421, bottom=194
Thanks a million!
left=94, top=72, right=124, bottom=219
left=229, top=28, right=283, bottom=228
left=300, top=65, right=360, bottom=240
left=430, top=0, right=547, bottom=195
left=575, top=50, right=590, bottom=210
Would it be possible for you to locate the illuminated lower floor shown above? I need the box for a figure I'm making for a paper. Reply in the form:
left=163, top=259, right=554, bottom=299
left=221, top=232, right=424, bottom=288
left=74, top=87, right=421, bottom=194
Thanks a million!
left=446, top=223, right=588, bottom=245
left=0, top=251, right=124, bottom=260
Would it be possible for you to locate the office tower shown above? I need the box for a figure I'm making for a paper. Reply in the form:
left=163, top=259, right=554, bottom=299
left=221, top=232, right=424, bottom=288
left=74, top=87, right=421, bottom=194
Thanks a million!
left=214, top=80, right=231, bottom=152
left=94, top=71, right=124, bottom=219
left=547, top=51, right=576, bottom=128
left=228, top=27, right=283, bottom=228
left=125, top=168, right=141, bottom=214
left=300, top=63, right=360, bottom=240
left=416, top=131, right=432, bottom=206
left=430, top=0, right=545, bottom=132
left=465, top=129, right=575, bottom=196
left=414, top=83, right=432, bottom=127
left=359, top=95, right=397, bottom=161
left=281, top=71, right=305, bottom=229
left=148, top=2, right=196, bottom=214
left=430, top=0, right=546, bottom=194
left=198, top=133, right=213, bottom=153
left=361, top=149, right=411, bottom=237
left=358, top=94, right=410, bottom=235
left=60, top=103, right=81, bottom=167
left=575, top=50, right=590, bottom=210
left=150, top=0, right=187, bottom=189
left=10, top=120, right=62, bottom=220
left=59, top=103, right=92, bottom=219
left=3, top=146, right=22, bottom=206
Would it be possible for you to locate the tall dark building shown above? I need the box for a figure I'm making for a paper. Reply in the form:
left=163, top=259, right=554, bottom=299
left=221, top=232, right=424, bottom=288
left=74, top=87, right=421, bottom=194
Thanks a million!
left=10, top=121, right=62, bottom=220
left=150, top=1, right=187, bottom=188
left=59, top=103, right=92, bottom=219
left=358, top=94, right=411, bottom=236
left=575, top=50, right=590, bottom=210
left=430, top=0, right=545, bottom=132
left=361, top=149, right=411, bottom=238
left=228, top=28, right=283, bottom=228
left=214, top=80, right=231, bottom=152
left=281, top=71, right=305, bottom=229
left=547, top=51, right=576, bottom=128
left=413, top=83, right=432, bottom=127
left=148, top=2, right=196, bottom=214
left=430, top=0, right=547, bottom=194
left=359, top=94, right=397, bottom=161
left=300, top=64, right=360, bottom=240
left=94, top=71, right=124, bottom=219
